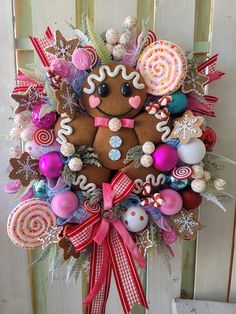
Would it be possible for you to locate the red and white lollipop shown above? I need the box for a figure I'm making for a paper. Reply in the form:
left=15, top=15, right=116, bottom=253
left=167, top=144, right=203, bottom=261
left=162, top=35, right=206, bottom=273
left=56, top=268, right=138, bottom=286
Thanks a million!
left=84, top=46, right=99, bottom=68
left=34, top=128, right=55, bottom=146
left=172, top=166, right=193, bottom=180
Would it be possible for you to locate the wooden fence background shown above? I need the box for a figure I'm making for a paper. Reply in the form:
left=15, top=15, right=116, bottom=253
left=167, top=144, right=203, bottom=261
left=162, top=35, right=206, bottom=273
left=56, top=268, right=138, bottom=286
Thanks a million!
left=0, top=0, right=236, bottom=313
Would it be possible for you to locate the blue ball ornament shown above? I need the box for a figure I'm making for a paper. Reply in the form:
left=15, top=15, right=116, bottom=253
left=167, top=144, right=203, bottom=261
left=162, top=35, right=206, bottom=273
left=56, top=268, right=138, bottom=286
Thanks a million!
left=165, top=175, right=189, bottom=190
left=33, top=179, right=48, bottom=198
left=167, top=91, right=187, bottom=115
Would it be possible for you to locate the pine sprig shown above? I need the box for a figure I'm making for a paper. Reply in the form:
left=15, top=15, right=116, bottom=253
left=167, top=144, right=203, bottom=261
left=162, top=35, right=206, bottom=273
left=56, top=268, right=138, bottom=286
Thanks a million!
left=123, top=145, right=143, bottom=167
left=75, top=145, right=102, bottom=167
left=31, top=243, right=55, bottom=266
left=62, top=165, right=77, bottom=186
left=86, top=16, right=112, bottom=65
left=206, top=152, right=236, bottom=165
left=136, top=19, right=149, bottom=58
left=66, top=250, right=90, bottom=283
left=45, top=81, right=58, bottom=109
left=201, top=191, right=228, bottom=212
left=48, top=243, right=60, bottom=282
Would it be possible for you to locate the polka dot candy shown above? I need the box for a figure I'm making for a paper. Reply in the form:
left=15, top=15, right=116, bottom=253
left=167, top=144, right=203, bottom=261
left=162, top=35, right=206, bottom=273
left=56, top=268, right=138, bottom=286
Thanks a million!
left=7, top=198, right=56, bottom=248
left=137, top=40, right=187, bottom=96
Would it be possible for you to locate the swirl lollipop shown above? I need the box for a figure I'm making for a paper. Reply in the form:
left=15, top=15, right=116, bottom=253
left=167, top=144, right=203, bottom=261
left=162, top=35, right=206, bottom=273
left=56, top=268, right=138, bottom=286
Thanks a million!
left=7, top=198, right=56, bottom=248
left=137, top=40, right=187, bottom=96
left=83, top=46, right=99, bottom=68
left=172, top=166, right=193, bottom=180
left=34, top=128, right=55, bottom=146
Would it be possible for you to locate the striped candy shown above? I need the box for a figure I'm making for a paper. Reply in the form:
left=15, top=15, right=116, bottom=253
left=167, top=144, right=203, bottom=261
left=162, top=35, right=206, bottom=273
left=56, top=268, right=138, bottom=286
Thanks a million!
left=83, top=200, right=101, bottom=214
left=34, top=128, right=55, bottom=146
left=172, top=166, right=193, bottom=180
left=136, top=29, right=157, bottom=49
left=84, top=46, right=99, bottom=68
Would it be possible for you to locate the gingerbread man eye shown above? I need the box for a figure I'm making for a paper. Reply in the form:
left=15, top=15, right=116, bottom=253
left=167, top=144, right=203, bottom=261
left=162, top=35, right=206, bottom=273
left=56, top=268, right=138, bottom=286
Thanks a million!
left=120, top=82, right=132, bottom=97
left=97, top=83, right=109, bottom=97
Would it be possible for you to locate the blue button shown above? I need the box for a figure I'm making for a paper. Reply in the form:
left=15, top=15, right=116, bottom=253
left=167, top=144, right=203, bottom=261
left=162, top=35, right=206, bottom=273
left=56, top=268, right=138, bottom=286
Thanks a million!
left=108, top=149, right=121, bottom=161
left=109, top=135, right=122, bottom=148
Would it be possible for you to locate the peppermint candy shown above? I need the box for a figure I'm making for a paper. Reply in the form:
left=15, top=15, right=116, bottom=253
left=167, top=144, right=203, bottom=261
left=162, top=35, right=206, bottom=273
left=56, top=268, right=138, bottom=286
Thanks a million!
left=146, top=102, right=160, bottom=115
left=84, top=46, right=99, bottom=68
left=172, top=166, right=193, bottom=180
left=34, top=128, right=55, bottom=146
left=83, top=200, right=101, bottom=214
left=136, top=29, right=157, bottom=49
left=142, top=182, right=151, bottom=196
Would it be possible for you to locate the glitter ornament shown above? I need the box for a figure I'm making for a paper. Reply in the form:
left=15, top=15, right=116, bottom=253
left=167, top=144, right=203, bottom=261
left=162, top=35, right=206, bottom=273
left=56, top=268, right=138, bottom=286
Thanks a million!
left=60, top=142, right=75, bottom=157
left=106, top=43, right=114, bottom=53
left=153, top=144, right=178, bottom=171
left=161, top=229, right=178, bottom=244
left=32, top=105, right=57, bottom=129
left=191, top=179, right=206, bottom=193
left=165, top=175, right=189, bottom=190
left=180, top=190, right=202, bottom=210
left=214, top=178, right=227, bottom=191
left=105, top=28, right=120, bottom=44
left=14, top=111, right=32, bottom=126
left=21, top=126, right=36, bottom=142
left=123, top=206, right=148, bottom=233
left=119, top=32, right=131, bottom=46
left=68, top=157, right=83, bottom=172
left=142, top=141, right=155, bottom=155
left=112, top=44, right=126, bottom=61
left=204, top=171, right=211, bottom=182
left=51, top=191, right=79, bottom=218
left=159, top=189, right=183, bottom=216
left=140, top=154, right=153, bottom=168
left=192, top=164, right=205, bottom=179
left=72, top=48, right=92, bottom=71
left=124, top=16, right=137, bottom=30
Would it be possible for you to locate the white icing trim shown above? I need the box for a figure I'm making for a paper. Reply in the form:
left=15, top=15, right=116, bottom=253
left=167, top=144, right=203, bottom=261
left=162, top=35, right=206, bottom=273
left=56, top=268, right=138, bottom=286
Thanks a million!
left=83, top=64, right=145, bottom=94
left=56, top=117, right=73, bottom=144
left=133, top=174, right=166, bottom=194
left=156, top=119, right=172, bottom=142
left=133, top=179, right=144, bottom=194
left=73, top=175, right=96, bottom=196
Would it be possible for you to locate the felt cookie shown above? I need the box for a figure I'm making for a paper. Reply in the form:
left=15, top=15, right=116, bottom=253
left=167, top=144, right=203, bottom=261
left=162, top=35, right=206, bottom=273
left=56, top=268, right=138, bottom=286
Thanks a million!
left=55, top=82, right=79, bottom=119
left=11, top=86, right=43, bottom=114
left=169, top=209, right=204, bottom=240
left=9, top=152, right=40, bottom=186
left=182, top=66, right=209, bottom=95
left=170, top=110, right=204, bottom=144
left=45, top=30, right=79, bottom=61
left=59, top=236, right=80, bottom=260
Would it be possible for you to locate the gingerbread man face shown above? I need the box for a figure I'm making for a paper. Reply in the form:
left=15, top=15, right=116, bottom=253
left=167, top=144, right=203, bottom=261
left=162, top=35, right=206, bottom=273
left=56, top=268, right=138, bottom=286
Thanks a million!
left=82, top=64, right=147, bottom=119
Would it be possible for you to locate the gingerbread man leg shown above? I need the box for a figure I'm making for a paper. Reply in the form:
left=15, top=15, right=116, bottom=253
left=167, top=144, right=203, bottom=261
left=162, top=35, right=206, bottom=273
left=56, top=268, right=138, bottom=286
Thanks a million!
left=121, top=161, right=166, bottom=195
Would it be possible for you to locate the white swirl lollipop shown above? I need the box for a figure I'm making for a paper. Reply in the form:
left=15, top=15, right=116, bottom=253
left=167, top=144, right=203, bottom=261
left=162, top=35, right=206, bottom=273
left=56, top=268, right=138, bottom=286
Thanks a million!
left=137, top=40, right=187, bottom=96
left=7, top=198, right=56, bottom=248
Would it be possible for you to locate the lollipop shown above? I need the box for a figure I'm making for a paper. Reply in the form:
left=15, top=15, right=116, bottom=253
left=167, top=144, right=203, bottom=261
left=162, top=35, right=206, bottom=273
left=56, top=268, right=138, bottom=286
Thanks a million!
left=136, top=29, right=157, bottom=48
left=34, top=128, right=55, bottom=146
left=7, top=198, right=56, bottom=248
left=137, top=40, right=187, bottom=96
left=83, top=46, right=99, bottom=68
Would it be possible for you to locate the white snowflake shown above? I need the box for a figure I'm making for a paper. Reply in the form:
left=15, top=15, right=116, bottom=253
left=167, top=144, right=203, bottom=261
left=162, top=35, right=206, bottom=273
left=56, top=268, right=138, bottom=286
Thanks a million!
left=15, top=155, right=38, bottom=180
left=60, top=86, right=78, bottom=115
left=174, top=211, right=199, bottom=235
left=55, top=39, right=72, bottom=59
left=173, top=114, right=199, bottom=140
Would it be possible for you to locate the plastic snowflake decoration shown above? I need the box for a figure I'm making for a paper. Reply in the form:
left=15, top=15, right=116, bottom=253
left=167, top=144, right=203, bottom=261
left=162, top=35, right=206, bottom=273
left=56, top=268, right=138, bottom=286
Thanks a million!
left=170, top=110, right=204, bottom=144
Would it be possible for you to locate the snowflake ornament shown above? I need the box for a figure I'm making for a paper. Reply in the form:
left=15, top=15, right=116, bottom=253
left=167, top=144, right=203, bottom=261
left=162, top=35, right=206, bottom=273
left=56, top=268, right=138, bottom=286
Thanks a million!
left=9, top=152, right=40, bottom=186
left=170, top=209, right=204, bottom=240
left=170, top=110, right=204, bottom=144
left=39, top=225, right=63, bottom=249
left=55, top=82, right=79, bottom=118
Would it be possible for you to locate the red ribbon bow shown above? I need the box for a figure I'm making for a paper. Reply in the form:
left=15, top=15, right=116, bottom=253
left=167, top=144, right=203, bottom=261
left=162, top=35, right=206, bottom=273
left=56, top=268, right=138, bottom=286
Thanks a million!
left=66, top=171, right=148, bottom=314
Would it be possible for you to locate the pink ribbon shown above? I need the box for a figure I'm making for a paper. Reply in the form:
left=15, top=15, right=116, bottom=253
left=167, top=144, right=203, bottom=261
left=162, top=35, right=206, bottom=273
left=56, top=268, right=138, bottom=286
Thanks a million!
left=94, top=117, right=134, bottom=128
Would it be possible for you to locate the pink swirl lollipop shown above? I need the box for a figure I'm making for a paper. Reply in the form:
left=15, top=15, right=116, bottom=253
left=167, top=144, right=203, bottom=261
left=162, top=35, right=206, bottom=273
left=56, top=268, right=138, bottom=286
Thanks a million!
left=83, top=200, right=101, bottom=214
left=7, top=198, right=56, bottom=248
left=84, top=46, right=98, bottom=68
left=137, top=40, right=187, bottom=96
left=172, top=166, right=193, bottom=180
left=34, top=128, right=55, bottom=146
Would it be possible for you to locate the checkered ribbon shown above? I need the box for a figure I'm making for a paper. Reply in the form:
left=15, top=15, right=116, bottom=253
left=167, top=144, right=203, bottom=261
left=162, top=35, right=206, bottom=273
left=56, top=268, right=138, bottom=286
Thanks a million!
left=66, top=172, right=148, bottom=314
left=29, top=27, right=54, bottom=67
left=12, top=70, right=44, bottom=93
left=187, top=93, right=218, bottom=117
left=197, top=54, right=225, bottom=84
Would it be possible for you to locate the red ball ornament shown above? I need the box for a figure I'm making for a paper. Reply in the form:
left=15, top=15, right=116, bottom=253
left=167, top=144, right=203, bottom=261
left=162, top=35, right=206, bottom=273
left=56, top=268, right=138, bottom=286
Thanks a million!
left=200, top=126, right=217, bottom=150
left=180, top=190, right=202, bottom=210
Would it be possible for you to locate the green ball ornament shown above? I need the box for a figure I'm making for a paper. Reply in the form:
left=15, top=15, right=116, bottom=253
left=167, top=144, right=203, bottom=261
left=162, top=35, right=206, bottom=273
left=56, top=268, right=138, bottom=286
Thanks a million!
left=33, top=179, right=48, bottom=198
left=167, top=91, right=187, bottom=114
left=165, top=175, right=189, bottom=190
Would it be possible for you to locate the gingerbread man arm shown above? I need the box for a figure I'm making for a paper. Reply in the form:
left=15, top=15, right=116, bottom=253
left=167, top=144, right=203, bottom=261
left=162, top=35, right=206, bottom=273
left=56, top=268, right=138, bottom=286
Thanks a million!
left=54, top=113, right=97, bottom=146
left=134, top=112, right=173, bottom=145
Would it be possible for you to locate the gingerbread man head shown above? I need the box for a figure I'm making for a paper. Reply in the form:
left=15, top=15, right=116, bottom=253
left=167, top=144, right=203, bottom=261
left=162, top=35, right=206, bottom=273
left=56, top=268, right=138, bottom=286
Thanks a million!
left=82, top=63, right=147, bottom=119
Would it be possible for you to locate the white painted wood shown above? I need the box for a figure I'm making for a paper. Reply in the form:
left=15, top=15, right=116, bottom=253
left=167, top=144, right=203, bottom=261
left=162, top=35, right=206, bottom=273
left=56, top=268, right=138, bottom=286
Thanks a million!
left=94, top=0, right=137, bottom=33
left=172, top=299, right=236, bottom=314
left=194, top=0, right=236, bottom=302
left=0, top=1, right=32, bottom=314
left=147, top=1, right=196, bottom=313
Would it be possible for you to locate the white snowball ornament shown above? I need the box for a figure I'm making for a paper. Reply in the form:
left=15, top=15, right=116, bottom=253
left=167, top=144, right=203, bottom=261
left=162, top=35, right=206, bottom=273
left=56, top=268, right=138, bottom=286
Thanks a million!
left=191, top=179, right=206, bottom=193
left=191, top=164, right=205, bottom=179
left=10, top=127, right=21, bottom=140
left=204, top=171, right=211, bottom=182
left=112, top=44, right=126, bottom=61
left=25, top=140, right=42, bottom=159
left=105, top=43, right=114, bottom=53
left=123, top=206, right=148, bottom=232
left=214, top=178, right=227, bottom=191
left=68, top=157, right=83, bottom=172
left=140, top=154, right=153, bottom=168
left=14, top=111, right=31, bottom=126
left=60, top=142, right=75, bottom=157
left=142, top=141, right=155, bottom=155
left=177, top=139, right=206, bottom=164
left=105, top=28, right=120, bottom=44
left=119, top=32, right=131, bottom=46
left=124, top=16, right=137, bottom=30
left=20, top=126, right=36, bottom=142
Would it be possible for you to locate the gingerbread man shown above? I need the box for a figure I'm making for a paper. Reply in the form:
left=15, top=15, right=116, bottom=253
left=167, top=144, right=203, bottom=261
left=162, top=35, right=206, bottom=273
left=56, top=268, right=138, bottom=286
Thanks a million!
left=55, top=63, right=172, bottom=192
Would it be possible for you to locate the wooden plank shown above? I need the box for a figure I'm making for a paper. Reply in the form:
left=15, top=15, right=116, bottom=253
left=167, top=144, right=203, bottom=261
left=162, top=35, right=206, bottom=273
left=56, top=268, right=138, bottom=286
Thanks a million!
left=194, top=0, right=236, bottom=302
left=0, top=0, right=32, bottom=313
left=181, top=240, right=196, bottom=299
left=172, top=299, right=236, bottom=314
left=137, top=0, right=155, bottom=32
left=145, top=2, right=196, bottom=313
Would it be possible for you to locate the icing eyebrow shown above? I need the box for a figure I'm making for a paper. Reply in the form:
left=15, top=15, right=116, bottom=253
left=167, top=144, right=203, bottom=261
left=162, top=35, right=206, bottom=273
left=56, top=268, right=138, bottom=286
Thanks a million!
left=83, top=64, right=145, bottom=94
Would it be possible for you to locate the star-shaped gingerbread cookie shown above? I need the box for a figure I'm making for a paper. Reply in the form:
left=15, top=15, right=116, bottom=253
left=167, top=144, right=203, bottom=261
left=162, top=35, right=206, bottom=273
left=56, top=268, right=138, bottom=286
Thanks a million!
left=11, top=86, right=43, bottom=114
left=182, top=66, right=209, bottom=95
left=55, top=82, right=79, bottom=118
left=9, top=152, right=40, bottom=186
left=170, top=110, right=204, bottom=144
left=38, top=225, right=63, bottom=249
left=59, top=237, right=80, bottom=260
left=135, top=229, right=153, bottom=255
left=169, top=209, right=204, bottom=240
left=45, top=30, right=79, bottom=61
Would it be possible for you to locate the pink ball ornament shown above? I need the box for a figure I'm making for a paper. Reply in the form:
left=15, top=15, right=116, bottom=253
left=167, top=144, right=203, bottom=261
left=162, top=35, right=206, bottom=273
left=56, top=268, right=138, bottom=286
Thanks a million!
left=152, top=144, right=178, bottom=171
left=159, top=189, right=183, bottom=216
left=161, top=229, right=178, bottom=244
left=51, top=191, right=79, bottom=218
left=72, top=48, right=92, bottom=71
left=32, top=105, right=57, bottom=129
left=39, top=152, right=64, bottom=178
